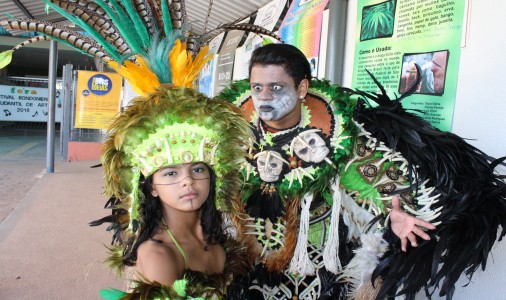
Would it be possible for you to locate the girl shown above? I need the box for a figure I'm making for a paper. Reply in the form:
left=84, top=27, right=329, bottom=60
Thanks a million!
left=96, top=87, right=252, bottom=299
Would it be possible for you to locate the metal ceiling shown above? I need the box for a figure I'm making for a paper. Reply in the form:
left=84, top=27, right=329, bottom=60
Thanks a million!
left=0, top=0, right=278, bottom=75
left=2, top=0, right=276, bottom=35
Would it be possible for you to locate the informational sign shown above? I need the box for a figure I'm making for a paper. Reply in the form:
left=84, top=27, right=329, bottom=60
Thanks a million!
left=214, top=18, right=249, bottom=95
left=234, top=0, right=288, bottom=80
left=351, top=0, right=466, bottom=131
left=198, top=33, right=225, bottom=97
left=74, top=71, right=122, bottom=129
left=278, top=0, right=329, bottom=77
left=0, top=84, right=63, bottom=122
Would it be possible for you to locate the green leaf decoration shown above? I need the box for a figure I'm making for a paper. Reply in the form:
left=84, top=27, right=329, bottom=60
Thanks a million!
left=0, top=50, right=13, bottom=69
left=99, top=288, right=127, bottom=300
left=172, top=278, right=188, bottom=297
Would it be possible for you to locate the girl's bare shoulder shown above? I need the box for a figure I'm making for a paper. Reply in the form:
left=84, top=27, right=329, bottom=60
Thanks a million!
left=135, top=239, right=183, bottom=286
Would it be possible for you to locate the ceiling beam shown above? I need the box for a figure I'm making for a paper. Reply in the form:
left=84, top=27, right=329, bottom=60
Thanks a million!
left=12, top=0, right=34, bottom=19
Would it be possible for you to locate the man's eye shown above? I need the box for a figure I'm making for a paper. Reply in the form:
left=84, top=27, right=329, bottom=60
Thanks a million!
left=252, top=85, right=262, bottom=91
left=272, top=85, right=282, bottom=91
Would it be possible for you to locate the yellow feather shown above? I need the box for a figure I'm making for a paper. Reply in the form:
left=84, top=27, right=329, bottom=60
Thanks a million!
left=107, top=57, right=160, bottom=95
left=169, top=40, right=213, bottom=88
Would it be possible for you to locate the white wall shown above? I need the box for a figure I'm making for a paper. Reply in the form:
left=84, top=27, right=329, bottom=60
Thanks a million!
left=344, top=0, right=506, bottom=298
left=435, top=1, right=506, bottom=298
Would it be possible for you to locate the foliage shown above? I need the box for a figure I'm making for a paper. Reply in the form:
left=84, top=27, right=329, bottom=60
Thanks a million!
left=360, top=0, right=396, bottom=41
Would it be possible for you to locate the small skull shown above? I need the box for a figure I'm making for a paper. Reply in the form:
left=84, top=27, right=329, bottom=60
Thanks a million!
left=256, top=151, right=284, bottom=182
left=293, top=130, right=329, bottom=163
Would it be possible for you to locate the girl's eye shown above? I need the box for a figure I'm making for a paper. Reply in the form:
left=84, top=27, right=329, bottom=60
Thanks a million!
left=164, top=171, right=176, bottom=177
left=193, top=167, right=204, bottom=173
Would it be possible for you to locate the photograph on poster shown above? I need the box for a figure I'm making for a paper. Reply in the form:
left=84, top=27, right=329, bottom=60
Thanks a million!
left=398, top=50, right=449, bottom=96
left=360, top=0, right=396, bottom=41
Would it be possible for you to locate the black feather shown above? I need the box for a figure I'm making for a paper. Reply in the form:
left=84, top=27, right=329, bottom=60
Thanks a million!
left=345, top=69, right=506, bottom=299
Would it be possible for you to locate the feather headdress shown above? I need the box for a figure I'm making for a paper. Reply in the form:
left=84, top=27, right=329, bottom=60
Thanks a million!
left=0, top=0, right=284, bottom=79
left=0, top=0, right=258, bottom=277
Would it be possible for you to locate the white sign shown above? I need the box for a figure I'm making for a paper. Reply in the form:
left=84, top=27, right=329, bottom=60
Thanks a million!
left=0, top=85, right=63, bottom=122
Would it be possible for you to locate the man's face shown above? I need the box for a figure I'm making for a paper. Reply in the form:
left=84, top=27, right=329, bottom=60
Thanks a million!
left=250, top=64, right=300, bottom=122
left=431, top=52, right=448, bottom=94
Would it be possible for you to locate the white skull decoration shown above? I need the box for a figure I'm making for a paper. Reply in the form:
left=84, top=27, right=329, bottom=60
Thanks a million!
left=255, top=151, right=286, bottom=182
left=292, top=130, right=329, bottom=163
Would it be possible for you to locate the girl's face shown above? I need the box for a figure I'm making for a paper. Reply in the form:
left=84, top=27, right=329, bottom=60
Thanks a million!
left=151, top=163, right=211, bottom=212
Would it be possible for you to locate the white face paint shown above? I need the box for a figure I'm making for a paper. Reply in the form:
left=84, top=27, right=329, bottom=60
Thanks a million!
left=250, top=65, right=300, bottom=122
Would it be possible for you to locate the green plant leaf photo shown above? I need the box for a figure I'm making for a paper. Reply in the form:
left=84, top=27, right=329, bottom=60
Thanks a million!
left=360, top=0, right=397, bottom=41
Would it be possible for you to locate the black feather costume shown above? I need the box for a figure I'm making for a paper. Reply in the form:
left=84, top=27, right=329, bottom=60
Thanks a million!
left=345, top=69, right=506, bottom=299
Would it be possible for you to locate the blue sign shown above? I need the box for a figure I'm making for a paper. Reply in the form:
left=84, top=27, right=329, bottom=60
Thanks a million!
left=87, top=74, right=113, bottom=95
left=82, top=90, right=90, bottom=96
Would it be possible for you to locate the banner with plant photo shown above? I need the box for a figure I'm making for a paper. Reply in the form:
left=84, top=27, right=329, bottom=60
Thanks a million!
left=350, top=0, right=467, bottom=131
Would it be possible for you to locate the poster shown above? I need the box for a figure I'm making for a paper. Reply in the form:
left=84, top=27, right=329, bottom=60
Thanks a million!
left=234, top=0, right=288, bottom=80
left=278, top=0, right=329, bottom=77
left=74, top=71, right=122, bottom=129
left=351, top=0, right=466, bottom=131
left=214, top=19, right=249, bottom=95
left=0, top=84, right=63, bottom=122
left=198, top=33, right=225, bottom=97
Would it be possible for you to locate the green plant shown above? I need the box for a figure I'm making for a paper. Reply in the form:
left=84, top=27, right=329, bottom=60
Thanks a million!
left=360, top=0, right=396, bottom=40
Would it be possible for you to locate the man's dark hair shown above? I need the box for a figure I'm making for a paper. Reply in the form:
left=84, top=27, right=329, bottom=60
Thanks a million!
left=249, top=43, right=312, bottom=87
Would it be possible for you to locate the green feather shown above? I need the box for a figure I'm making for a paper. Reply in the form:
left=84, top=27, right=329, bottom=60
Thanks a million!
left=94, top=0, right=144, bottom=56
left=147, top=32, right=181, bottom=84
left=43, top=0, right=122, bottom=62
left=118, top=0, right=151, bottom=48
left=99, top=288, right=126, bottom=300
left=161, top=0, right=173, bottom=37
left=172, top=278, right=187, bottom=297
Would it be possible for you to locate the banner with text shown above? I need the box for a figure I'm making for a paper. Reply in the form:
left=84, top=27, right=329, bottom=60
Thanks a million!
left=278, top=0, right=329, bottom=78
left=351, top=0, right=466, bottom=131
left=214, top=19, right=249, bottom=95
left=199, top=33, right=225, bottom=97
left=75, top=71, right=122, bottom=129
left=234, top=0, right=288, bottom=80
left=0, top=85, right=63, bottom=122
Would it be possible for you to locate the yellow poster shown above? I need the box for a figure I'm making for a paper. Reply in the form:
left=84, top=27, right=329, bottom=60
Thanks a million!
left=75, top=71, right=122, bottom=129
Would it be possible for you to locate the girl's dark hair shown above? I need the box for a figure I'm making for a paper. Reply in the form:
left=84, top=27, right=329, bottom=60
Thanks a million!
left=123, top=165, right=223, bottom=266
left=248, top=43, right=312, bottom=87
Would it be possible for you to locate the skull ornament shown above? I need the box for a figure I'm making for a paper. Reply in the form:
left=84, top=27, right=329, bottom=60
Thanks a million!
left=256, top=151, right=286, bottom=182
left=292, top=130, right=329, bottom=163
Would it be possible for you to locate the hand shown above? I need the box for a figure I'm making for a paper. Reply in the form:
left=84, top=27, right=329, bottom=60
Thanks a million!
left=389, top=195, right=436, bottom=252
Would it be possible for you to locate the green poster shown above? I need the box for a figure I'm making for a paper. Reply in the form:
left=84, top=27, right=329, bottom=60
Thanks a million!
left=351, top=0, right=466, bottom=131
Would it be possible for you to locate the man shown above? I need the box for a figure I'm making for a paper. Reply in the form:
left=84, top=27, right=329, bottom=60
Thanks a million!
left=431, top=51, right=448, bottom=94
left=221, top=44, right=435, bottom=299
left=219, top=43, right=505, bottom=299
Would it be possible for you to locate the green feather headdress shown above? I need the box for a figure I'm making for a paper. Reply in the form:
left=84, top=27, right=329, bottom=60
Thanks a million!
left=102, top=86, right=252, bottom=234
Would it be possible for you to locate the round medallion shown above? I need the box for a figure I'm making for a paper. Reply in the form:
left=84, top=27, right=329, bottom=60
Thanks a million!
left=180, top=151, right=194, bottom=163
left=152, top=155, right=165, bottom=168
left=363, top=164, right=378, bottom=177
